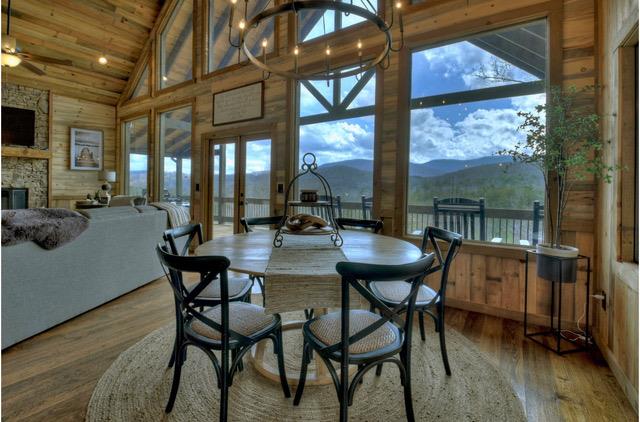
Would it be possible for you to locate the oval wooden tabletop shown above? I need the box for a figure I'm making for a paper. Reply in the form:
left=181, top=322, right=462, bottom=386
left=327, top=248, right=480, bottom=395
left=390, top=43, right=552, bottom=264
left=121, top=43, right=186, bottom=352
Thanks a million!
left=195, top=230, right=422, bottom=276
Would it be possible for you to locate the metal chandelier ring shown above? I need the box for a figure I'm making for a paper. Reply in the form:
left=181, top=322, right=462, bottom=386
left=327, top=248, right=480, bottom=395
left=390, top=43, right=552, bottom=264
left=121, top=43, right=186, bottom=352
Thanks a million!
left=242, top=0, right=391, bottom=80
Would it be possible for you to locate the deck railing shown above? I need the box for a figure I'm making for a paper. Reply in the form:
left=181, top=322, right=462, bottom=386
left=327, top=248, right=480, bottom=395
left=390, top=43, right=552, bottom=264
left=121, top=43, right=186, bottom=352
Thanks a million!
left=213, top=197, right=545, bottom=246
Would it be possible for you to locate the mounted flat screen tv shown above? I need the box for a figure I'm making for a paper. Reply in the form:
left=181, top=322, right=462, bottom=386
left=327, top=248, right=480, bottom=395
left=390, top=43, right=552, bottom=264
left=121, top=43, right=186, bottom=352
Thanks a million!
left=2, top=106, right=36, bottom=147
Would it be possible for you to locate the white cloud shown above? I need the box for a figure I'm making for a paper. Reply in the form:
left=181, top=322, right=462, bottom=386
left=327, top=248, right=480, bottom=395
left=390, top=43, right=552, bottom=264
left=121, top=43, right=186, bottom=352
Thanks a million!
left=299, top=118, right=374, bottom=164
left=410, top=106, right=527, bottom=162
left=420, top=41, right=537, bottom=91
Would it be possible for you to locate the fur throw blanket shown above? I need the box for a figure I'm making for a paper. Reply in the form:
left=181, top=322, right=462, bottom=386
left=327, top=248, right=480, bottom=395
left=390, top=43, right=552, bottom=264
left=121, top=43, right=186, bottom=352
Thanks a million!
left=2, top=208, right=89, bottom=250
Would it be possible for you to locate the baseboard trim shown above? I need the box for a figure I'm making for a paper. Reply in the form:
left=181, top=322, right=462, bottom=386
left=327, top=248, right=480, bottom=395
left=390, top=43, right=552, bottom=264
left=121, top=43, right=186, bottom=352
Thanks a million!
left=592, top=332, right=639, bottom=413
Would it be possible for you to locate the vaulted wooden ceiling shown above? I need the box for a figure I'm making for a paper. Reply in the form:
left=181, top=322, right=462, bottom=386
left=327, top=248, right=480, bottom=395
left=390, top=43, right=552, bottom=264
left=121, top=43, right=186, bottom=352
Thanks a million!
left=1, top=0, right=163, bottom=105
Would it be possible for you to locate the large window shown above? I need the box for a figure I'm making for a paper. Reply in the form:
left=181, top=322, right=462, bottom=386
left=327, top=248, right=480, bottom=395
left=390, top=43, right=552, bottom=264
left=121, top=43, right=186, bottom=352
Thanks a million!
left=129, top=64, right=149, bottom=100
left=297, top=68, right=376, bottom=218
left=160, top=106, right=192, bottom=207
left=159, top=0, right=193, bottom=89
left=407, top=20, right=547, bottom=246
left=298, top=0, right=377, bottom=42
left=208, top=0, right=275, bottom=73
left=123, top=116, right=149, bottom=197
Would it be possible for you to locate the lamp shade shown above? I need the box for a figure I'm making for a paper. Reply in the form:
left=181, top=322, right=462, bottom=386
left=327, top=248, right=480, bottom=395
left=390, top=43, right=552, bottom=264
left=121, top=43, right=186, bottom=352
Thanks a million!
left=99, top=170, right=117, bottom=182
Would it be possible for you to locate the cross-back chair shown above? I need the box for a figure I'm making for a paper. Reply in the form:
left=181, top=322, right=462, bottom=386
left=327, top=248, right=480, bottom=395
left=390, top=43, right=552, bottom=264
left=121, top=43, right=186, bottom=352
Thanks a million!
left=239, top=215, right=284, bottom=233
left=369, top=226, right=462, bottom=376
left=293, top=253, right=437, bottom=422
left=156, top=246, right=290, bottom=420
left=163, top=224, right=253, bottom=368
left=335, top=217, right=383, bottom=234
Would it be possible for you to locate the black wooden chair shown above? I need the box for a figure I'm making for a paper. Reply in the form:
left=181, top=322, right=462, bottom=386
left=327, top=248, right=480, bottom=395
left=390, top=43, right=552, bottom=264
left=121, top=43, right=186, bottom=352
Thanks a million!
left=369, top=226, right=462, bottom=376
left=156, top=246, right=291, bottom=420
left=361, top=195, right=373, bottom=219
left=163, top=224, right=253, bottom=368
left=335, top=217, right=383, bottom=234
left=433, top=197, right=485, bottom=241
left=293, top=254, right=437, bottom=422
left=239, top=215, right=284, bottom=233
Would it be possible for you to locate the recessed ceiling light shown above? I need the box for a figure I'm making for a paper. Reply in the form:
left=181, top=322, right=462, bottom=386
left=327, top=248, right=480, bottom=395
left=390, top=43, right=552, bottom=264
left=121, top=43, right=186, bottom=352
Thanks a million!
left=98, top=56, right=107, bottom=65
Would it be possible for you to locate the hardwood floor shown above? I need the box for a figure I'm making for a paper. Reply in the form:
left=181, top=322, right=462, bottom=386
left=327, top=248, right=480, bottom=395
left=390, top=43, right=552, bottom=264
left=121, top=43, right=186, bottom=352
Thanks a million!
left=2, top=278, right=637, bottom=421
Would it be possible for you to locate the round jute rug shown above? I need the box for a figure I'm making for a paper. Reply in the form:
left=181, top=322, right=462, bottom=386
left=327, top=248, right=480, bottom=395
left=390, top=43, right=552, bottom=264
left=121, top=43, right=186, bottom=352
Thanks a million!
left=87, top=319, right=524, bottom=421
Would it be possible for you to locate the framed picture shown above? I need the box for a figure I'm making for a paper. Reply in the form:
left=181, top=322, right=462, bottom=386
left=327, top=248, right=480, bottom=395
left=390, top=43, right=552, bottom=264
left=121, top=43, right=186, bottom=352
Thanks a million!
left=70, top=127, right=103, bottom=170
left=213, top=81, right=264, bottom=126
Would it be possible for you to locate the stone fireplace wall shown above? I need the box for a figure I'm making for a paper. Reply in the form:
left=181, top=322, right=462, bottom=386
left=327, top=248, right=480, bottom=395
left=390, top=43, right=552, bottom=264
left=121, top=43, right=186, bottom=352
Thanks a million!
left=1, top=83, right=49, bottom=207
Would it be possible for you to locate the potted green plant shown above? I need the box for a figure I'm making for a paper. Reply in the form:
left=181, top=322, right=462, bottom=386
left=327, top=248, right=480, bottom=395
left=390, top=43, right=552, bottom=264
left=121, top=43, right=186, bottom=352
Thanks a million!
left=499, top=85, right=617, bottom=282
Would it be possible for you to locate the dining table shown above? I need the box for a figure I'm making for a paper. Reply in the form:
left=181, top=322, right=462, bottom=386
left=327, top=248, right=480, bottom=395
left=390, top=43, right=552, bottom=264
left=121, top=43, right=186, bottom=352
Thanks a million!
left=195, top=229, right=422, bottom=386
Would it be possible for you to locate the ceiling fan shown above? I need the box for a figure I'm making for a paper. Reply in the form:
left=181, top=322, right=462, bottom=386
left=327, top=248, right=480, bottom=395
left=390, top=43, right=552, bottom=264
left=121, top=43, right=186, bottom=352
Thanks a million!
left=1, top=0, right=72, bottom=75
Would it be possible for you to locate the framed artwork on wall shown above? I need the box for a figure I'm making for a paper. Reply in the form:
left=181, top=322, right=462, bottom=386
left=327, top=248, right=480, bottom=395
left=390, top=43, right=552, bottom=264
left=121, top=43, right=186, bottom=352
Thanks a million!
left=70, top=127, right=103, bottom=170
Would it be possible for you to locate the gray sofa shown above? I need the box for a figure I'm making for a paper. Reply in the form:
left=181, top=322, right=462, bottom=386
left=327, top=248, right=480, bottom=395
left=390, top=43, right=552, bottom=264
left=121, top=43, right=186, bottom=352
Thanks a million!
left=1, top=206, right=172, bottom=348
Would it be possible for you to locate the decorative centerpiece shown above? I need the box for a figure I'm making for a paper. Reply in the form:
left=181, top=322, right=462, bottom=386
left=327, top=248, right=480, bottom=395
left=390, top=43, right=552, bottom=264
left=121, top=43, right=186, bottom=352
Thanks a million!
left=273, top=153, right=343, bottom=247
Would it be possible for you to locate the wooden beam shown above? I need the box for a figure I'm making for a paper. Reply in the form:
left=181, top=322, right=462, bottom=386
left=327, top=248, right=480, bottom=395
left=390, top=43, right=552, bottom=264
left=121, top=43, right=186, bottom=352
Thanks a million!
left=1, top=146, right=52, bottom=159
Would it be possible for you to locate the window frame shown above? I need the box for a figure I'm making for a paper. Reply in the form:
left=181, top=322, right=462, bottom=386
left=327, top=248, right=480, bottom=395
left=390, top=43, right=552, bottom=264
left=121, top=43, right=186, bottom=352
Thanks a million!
left=396, top=11, right=561, bottom=250
left=294, top=65, right=378, bottom=214
left=156, top=0, right=196, bottom=95
left=202, top=0, right=281, bottom=79
left=617, top=36, right=639, bottom=263
left=120, top=111, right=153, bottom=199
left=295, top=0, right=382, bottom=46
left=156, top=100, right=196, bottom=211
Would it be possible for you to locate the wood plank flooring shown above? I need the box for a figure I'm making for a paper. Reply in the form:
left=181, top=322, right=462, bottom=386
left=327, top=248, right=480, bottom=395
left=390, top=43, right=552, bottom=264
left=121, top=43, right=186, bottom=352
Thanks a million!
left=2, top=278, right=637, bottom=421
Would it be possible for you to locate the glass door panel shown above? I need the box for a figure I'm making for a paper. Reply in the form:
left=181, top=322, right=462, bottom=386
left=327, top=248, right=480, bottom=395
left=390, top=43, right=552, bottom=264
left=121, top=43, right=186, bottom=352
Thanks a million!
left=211, top=142, right=236, bottom=238
left=243, top=138, right=271, bottom=227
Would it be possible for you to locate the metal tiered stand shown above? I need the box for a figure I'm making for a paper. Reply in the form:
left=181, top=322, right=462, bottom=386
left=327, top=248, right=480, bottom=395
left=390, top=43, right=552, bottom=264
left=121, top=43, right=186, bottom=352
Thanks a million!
left=524, top=250, right=591, bottom=355
left=273, top=153, right=343, bottom=248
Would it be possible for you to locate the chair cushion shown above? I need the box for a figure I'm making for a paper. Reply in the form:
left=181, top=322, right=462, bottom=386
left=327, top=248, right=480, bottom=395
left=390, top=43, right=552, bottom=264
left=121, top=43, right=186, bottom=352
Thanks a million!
left=369, top=281, right=437, bottom=305
left=190, top=302, right=276, bottom=340
left=308, top=310, right=398, bottom=354
left=187, top=276, right=252, bottom=300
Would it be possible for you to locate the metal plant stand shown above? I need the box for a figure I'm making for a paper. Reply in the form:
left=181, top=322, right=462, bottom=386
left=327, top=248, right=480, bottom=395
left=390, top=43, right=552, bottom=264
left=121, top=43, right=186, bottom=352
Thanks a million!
left=273, top=153, right=343, bottom=248
left=524, top=250, right=591, bottom=355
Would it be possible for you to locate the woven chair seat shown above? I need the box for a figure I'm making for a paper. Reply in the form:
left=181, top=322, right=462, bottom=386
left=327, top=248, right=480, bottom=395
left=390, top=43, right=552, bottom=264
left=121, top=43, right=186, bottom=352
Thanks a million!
left=190, top=302, right=276, bottom=340
left=187, top=275, right=252, bottom=300
left=369, top=281, right=437, bottom=306
left=308, top=310, right=398, bottom=354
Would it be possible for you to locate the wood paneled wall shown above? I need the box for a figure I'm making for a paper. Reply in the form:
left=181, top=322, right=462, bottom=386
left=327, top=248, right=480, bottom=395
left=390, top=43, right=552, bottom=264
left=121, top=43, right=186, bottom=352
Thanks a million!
left=595, top=0, right=639, bottom=411
left=117, top=0, right=601, bottom=332
left=50, top=95, right=117, bottom=208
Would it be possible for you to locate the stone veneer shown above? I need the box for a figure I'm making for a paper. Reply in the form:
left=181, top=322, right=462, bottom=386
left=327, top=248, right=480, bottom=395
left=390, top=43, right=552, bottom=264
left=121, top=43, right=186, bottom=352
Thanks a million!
left=1, top=83, right=49, bottom=207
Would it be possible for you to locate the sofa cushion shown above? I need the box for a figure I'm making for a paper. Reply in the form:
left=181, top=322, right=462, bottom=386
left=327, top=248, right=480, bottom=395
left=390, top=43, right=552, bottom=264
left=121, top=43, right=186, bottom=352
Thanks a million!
left=77, top=206, right=139, bottom=219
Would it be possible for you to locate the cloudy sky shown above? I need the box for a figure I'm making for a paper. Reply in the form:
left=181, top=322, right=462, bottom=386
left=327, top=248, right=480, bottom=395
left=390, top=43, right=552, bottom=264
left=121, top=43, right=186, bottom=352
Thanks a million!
left=131, top=30, right=546, bottom=182
left=298, top=38, right=545, bottom=168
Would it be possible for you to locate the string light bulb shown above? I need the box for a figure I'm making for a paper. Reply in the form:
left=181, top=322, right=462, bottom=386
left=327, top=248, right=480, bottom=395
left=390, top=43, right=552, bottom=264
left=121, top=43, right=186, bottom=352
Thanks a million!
left=230, top=0, right=237, bottom=4
left=395, top=1, right=402, bottom=8
left=261, top=38, right=268, bottom=48
left=239, top=19, right=246, bottom=29
left=357, top=40, right=362, bottom=49
left=294, top=46, right=299, bottom=55
left=325, top=46, right=331, bottom=56
left=98, top=55, right=107, bottom=65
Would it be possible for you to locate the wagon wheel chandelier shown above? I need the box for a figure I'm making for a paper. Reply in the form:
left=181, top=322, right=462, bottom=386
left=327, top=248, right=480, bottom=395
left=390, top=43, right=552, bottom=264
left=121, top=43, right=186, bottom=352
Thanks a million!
left=227, top=0, right=405, bottom=80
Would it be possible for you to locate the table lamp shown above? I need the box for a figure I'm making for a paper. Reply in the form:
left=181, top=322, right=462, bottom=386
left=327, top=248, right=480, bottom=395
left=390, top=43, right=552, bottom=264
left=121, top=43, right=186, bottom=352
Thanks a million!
left=98, top=170, right=117, bottom=204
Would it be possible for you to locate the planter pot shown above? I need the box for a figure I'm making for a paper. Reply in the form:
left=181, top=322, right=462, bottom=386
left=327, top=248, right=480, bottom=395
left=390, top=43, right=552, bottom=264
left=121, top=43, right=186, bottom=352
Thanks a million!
left=535, top=243, right=579, bottom=283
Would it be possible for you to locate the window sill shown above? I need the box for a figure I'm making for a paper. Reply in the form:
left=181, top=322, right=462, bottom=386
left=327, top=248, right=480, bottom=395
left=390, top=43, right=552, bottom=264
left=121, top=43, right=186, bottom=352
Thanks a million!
left=613, top=261, right=639, bottom=292
left=401, top=235, right=533, bottom=260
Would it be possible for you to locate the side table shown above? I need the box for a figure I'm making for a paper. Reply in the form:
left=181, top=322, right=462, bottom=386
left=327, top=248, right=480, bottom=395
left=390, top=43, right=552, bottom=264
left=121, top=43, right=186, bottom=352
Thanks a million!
left=524, top=250, right=591, bottom=355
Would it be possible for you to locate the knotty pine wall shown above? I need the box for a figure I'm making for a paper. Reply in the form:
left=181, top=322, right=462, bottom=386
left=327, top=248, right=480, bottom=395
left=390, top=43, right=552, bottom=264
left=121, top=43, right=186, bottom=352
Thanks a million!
left=596, top=0, right=638, bottom=411
left=116, top=0, right=600, bottom=331
left=50, top=95, right=118, bottom=209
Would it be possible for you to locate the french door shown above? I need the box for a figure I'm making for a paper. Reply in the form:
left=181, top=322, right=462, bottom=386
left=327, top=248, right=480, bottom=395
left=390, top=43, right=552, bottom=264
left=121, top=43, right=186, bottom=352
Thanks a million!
left=208, top=135, right=272, bottom=239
